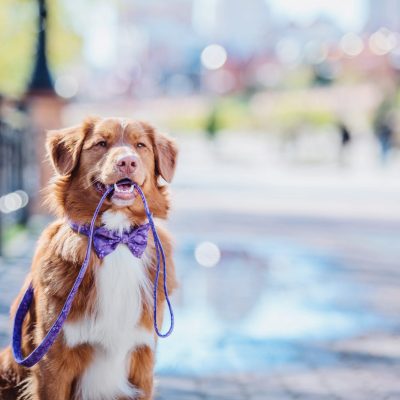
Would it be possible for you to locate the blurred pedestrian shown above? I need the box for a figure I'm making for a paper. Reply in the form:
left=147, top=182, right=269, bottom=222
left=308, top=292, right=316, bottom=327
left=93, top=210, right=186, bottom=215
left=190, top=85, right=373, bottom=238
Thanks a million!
left=376, top=120, right=393, bottom=163
left=373, top=94, right=398, bottom=164
left=338, top=122, right=351, bottom=147
left=337, top=121, right=352, bottom=166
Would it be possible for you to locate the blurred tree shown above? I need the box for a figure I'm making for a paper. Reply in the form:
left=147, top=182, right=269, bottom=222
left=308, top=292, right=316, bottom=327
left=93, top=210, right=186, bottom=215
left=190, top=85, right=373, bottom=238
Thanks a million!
left=0, top=0, right=82, bottom=97
left=205, top=98, right=253, bottom=138
left=0, top=0, right=36, bottom=95
left=46, top=0, right=82, bottom=73
left=205, top=106, right=219, bottom=140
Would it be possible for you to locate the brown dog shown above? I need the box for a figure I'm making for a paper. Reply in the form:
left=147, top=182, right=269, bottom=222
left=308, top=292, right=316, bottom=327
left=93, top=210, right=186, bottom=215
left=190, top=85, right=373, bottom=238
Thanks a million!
left=0, top=117, right=178, bottom=400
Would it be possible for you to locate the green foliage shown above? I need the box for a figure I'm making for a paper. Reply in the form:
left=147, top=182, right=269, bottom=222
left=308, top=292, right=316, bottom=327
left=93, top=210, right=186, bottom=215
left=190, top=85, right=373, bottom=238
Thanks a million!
left=0, top=0, right=82, bottom=97
left=47, top=0, right=82, bottom=72
left=215, top=97, right=254, bottom=130
left=167, top=93, right=336, bottom=135
left=0, top=0, right=36, bottom=96
left=267, top=106, right=335, bottom=131
left=167, top=97, right=255, bottom=133
left=2, top=223, right=26, bottom=243
left=168, top=114, right=208, bottom=132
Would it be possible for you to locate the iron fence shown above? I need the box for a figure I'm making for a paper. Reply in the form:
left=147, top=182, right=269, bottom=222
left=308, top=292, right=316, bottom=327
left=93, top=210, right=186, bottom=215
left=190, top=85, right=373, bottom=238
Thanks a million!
left=0, top=106, right=33, bottom=256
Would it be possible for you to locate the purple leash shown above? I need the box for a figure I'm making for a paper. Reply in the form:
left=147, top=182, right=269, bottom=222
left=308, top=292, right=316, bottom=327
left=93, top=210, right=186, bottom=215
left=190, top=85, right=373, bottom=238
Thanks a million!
left=12, top=183, right=174, bottom=368
left=134, top=183, right=174, bottom=338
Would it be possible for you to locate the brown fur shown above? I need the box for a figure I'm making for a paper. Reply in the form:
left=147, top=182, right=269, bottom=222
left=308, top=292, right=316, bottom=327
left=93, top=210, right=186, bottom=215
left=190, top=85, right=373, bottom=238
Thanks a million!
left=0, top=117, right=178, bottom=400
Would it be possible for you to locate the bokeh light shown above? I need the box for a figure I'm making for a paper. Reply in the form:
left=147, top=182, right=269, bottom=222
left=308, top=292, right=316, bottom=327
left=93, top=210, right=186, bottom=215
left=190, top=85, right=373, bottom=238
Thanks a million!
left=340, top=32, right=364, bottom=56
left=368, top=28, right=398, bottom=55
left=194, top=241, right=221, bottom=268
left=0, top=190, right=29, bottom=214
left=201, top=44, right=228, bottom=70
left=54, top=75, right=79, bottom=99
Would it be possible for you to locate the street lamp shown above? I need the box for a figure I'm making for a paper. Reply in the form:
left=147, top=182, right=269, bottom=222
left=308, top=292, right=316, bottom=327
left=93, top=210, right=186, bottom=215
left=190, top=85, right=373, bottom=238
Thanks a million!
left=26, top=0, right=64, bottom=213
left=28, top=0, right=55, bottom=95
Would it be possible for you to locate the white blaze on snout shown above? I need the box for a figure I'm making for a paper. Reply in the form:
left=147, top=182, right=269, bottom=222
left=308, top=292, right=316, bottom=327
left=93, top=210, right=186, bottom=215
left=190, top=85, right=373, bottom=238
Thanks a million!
left=115, top=147, right=138, bottom=165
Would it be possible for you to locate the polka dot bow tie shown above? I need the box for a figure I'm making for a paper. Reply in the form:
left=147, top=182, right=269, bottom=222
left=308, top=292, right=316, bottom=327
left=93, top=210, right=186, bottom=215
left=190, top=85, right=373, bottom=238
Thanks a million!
left=70, top=221, right=150, bottom=259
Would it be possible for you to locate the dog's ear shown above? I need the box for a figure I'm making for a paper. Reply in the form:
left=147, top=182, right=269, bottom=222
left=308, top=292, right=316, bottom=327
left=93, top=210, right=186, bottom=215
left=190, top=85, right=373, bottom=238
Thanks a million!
left=46, top=118, right=97, bottom=176
left=140, top=122, right=178, bottom=183
left=154, top=132, right=178, bottom=183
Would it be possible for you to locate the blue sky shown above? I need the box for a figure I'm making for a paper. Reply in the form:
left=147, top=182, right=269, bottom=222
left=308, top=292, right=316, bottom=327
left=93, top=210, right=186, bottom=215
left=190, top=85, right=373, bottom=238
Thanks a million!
left=268, top=0, right=368, bottom=31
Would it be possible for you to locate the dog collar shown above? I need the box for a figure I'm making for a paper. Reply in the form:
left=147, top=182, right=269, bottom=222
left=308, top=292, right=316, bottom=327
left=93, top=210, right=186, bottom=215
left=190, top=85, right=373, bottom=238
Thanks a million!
left=69, top=221, right=150, bottom=259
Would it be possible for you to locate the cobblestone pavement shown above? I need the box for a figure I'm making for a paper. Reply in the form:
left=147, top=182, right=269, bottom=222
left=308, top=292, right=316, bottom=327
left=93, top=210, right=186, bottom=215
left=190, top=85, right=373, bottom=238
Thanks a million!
left=1, top=135, right=400, bottom=399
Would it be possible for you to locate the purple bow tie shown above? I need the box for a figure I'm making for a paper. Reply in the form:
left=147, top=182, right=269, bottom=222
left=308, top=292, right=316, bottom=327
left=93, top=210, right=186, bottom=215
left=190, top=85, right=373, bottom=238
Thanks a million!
left=70, top=221, right=150, bottom=259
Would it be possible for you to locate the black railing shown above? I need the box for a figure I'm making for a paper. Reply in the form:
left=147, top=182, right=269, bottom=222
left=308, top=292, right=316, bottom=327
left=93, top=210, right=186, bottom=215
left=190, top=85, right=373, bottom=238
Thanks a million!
left=0, top=106, right=32, bottom=256
left=0, top=121, right=23, bottom=195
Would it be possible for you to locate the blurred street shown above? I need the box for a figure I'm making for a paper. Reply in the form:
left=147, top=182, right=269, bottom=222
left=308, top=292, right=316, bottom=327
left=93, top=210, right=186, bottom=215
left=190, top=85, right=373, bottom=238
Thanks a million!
left=1, top=0, right=400, bottom=398
left=1, top=134, right=400, bottom=399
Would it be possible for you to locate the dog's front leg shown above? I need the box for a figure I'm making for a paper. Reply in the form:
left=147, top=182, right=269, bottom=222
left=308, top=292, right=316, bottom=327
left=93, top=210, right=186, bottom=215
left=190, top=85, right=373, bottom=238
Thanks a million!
left=30, top=369, right=72, bottom=400
left=127, top=346, right=155, bottom=400
left=29, top=343, right=93, bottom=400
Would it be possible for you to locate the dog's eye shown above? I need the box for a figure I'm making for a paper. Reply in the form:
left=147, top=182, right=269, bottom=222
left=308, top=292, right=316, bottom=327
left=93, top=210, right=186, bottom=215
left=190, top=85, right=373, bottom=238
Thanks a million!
left=97, top=140, right=107, bottom=148
left=136, top=142, right=146, bottom=149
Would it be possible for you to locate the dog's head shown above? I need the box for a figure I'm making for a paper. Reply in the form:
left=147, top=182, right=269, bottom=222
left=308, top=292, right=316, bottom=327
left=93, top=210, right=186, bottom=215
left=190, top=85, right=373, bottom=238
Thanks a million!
left=46, top=117, right=178, bottom=222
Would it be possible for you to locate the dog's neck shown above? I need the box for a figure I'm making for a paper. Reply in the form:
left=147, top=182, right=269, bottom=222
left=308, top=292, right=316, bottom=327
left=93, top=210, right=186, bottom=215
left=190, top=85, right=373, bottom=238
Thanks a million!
left=65, top=208, right=147, bottom=229
left=100, top=210, right=148, bottom=234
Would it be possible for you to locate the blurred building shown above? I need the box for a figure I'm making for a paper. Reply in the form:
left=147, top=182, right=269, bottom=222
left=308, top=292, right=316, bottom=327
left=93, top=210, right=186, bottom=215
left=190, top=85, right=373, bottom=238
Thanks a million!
left=365, top=0, right=400, bottom=32
left=55, top=0, right=400, bottom=100
left=95, top=0, right=201, bottom=98
left=212, top=0, right=271, bottom=58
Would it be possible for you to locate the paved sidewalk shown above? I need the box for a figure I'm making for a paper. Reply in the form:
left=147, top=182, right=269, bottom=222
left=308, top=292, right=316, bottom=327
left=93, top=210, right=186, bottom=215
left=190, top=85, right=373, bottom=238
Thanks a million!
left=155, top=211, right=400, bottom=400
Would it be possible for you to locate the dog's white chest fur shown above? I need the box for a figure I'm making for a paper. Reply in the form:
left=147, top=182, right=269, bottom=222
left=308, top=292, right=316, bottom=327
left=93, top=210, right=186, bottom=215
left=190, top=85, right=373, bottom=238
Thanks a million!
left=63, top=211, right=153, bottom=400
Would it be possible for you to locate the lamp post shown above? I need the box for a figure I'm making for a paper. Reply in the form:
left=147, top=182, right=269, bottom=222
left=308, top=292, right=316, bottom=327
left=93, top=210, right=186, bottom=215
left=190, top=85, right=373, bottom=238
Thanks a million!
left=26, top=0, right=64, bottom=213
left=28, top=0, right=54, bottom=95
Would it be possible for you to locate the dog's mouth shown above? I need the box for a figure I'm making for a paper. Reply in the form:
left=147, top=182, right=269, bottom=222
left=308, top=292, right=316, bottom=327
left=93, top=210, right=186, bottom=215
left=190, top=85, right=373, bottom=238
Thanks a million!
left=112, top=178, right=136, bottom=202
left=94, top=178, right=136, bottom=205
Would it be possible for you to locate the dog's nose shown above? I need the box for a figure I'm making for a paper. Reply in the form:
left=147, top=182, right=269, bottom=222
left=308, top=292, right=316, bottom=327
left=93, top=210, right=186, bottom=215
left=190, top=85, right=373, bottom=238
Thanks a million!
left=116, top=155, right=137, bottom=175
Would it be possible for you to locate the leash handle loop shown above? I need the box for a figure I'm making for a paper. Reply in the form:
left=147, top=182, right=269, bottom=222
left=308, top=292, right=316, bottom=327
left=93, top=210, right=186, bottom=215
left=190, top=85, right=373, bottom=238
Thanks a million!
left=12, top=187, right=112, bottom=367
left=12, top=183, right=174, bottom=368
left=134, top=183, right=174, bottom=338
